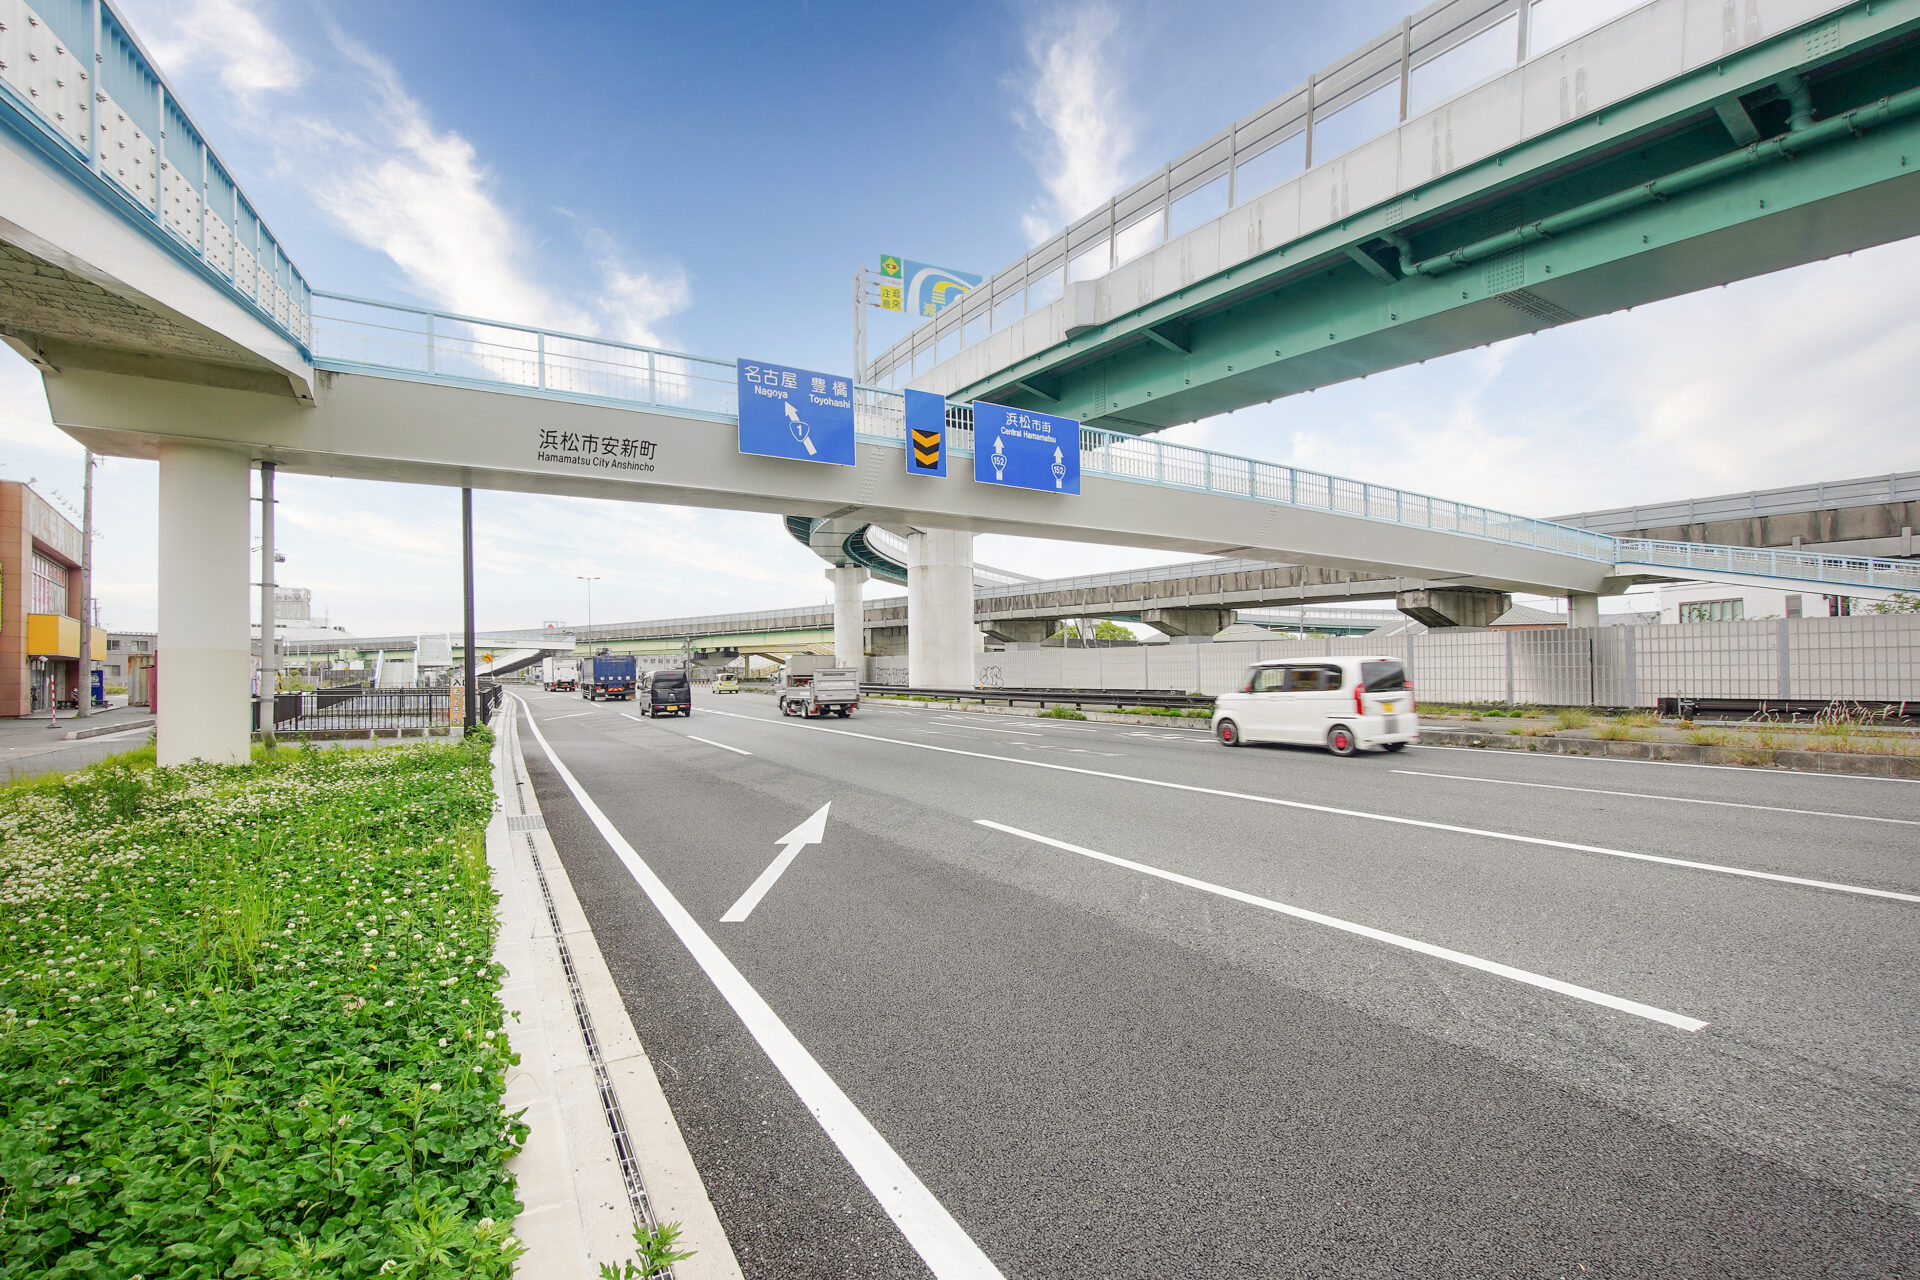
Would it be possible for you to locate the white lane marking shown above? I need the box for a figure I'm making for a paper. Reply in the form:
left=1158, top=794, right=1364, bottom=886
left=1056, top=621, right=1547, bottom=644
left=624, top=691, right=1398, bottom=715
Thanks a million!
left=516, top=702, right=1004, bottom=1280
left=722, top=802, right=832, bottom=922
left=931, top=720, right=1042, bottom=737
left=687, top=735, right=754, bottom=757
left=1392, top=769, right=1920, bottom=827
left=1415, top=743, right=1920, bottom=784
left=699, top=708, right=1920, bottom=905
left=975, top=821, right=1708, bottom=1032
left=544, top=711, right=592, bottom=721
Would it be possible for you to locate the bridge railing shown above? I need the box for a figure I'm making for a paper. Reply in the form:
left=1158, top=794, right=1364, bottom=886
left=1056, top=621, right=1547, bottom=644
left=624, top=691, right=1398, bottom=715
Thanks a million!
left=0, top=0, right=312, bottom=350
left=313, top=293, right=1624, bottom=566
left=1614, top=539, right=1920, bottom=594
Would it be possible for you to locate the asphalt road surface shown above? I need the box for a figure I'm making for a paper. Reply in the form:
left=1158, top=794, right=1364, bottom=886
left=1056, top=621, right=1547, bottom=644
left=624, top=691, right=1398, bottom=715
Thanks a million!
left=510, top=687, right=1920, bottom=1279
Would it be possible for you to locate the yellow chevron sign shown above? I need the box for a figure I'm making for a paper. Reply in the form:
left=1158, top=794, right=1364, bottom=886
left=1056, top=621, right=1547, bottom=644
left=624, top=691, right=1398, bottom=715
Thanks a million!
left=912, top=428, right=941, bottom=468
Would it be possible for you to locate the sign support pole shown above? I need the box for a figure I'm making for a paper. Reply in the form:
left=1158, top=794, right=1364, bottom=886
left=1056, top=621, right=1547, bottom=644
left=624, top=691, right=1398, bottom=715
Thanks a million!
left=462, top=488, right=477, bottom=731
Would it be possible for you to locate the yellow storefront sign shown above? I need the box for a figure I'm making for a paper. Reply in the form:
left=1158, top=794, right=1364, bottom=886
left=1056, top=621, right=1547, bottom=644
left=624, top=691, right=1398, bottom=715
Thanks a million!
left=25, top=615, right=108, bottom=658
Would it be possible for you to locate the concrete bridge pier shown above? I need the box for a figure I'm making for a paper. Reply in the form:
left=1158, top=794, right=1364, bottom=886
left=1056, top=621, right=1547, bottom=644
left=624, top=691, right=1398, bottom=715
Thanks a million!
left=1142, top=607, right=1232, bottom=637
left=1396, top=588, right=1512, bottom=630
left=827, top=565, right=868, bottom=663
left=1568, top=593, right=1602, bottom=628
left=983, top=618, right=1055, bottom=645
left=907, top=529, right=976, bottom=687
left=156, top=443, right=253, bottom=765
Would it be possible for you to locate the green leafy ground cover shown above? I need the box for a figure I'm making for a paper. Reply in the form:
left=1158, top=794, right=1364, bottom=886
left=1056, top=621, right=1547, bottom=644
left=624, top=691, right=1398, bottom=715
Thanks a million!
left=0, top=734, right=525, bottom=1279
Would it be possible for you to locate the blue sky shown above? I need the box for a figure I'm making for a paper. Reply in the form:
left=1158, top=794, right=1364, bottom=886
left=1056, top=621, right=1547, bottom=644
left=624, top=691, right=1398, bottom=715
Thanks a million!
left=4, top=0, right=1918, bottom=635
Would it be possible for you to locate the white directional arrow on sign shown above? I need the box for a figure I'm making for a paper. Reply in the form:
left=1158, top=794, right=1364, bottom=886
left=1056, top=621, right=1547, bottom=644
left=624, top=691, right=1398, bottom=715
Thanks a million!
left=721, top=801, right=832, bottom=923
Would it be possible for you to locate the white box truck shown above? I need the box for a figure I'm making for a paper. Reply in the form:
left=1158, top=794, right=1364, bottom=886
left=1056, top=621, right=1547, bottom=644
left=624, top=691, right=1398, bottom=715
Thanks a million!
left=543, top=657, right=580, bottom=692
left=776, top=657, right=859, bottom=718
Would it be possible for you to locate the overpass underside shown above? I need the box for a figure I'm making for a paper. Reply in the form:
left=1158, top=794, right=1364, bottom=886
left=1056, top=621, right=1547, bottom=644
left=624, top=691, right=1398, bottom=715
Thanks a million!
left=929, top=8, right=1920, bottom=431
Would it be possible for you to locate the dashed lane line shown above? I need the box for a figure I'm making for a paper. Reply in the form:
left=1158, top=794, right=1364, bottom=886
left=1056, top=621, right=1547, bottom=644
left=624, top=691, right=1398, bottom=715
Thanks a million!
left=687, top=735, right=753, bottom=757
left=519, top=704, right=1005, bottom=1280
left=696, top=708, right=1920, bottom=905
left=1391, top=769, right=1920, bottom=827
left=977, top=820, right=1708, bottom=1032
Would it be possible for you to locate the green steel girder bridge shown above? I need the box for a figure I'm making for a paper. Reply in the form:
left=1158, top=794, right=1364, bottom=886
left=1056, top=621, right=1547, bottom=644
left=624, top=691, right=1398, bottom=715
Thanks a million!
left=4, top=0, right=1920, bottom=764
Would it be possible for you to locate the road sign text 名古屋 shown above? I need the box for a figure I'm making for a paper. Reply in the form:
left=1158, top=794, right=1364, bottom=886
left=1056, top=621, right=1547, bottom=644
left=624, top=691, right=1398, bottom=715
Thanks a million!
left=737, top=360, right=856, bottom=466
left=972, top=402, right=1080, bottom=494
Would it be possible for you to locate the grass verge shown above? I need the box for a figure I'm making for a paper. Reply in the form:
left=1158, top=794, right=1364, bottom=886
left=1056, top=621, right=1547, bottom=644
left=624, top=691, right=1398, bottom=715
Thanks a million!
left=0, top=732, right=525, bottom=1279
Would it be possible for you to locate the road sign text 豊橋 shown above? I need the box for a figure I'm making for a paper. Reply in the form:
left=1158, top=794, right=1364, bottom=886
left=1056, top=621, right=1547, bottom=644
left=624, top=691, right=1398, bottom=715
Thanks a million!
left=737, top=360, right=855, bottom=466
left=972, top=401, right=1080, bottom=494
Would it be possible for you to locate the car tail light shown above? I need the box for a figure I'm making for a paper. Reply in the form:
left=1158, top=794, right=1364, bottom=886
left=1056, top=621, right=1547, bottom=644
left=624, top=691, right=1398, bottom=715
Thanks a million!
left=1354, top=683, right=1365, bottom=716
left=1406, top=679, right=1415, bottom=711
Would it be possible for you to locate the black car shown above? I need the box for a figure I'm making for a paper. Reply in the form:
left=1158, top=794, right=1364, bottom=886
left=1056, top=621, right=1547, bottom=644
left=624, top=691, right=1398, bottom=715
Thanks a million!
left=642, top=669, right=692, bottom=717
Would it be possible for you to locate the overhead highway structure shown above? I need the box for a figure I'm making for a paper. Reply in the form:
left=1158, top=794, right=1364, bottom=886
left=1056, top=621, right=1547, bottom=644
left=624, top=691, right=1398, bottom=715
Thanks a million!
left=870, top=0, right=1920, bottom=433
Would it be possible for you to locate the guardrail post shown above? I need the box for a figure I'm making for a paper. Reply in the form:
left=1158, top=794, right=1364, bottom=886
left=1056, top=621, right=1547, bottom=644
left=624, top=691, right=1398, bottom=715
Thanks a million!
left=1205, top=454, right=1213, bottom=492
left=86, top=0, right=101, bottom=175
left=648, top=351, right=658, bottom=404
left=537, top=331, right=546, bottom=390
left=425, top=313, right=436, bottom=375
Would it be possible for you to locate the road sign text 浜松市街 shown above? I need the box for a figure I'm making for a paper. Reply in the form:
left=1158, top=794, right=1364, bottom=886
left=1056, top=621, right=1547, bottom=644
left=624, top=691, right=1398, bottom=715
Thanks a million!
left=972, top=401, right=1080, bottom=494
left=736, top=360, right=856, bottom=466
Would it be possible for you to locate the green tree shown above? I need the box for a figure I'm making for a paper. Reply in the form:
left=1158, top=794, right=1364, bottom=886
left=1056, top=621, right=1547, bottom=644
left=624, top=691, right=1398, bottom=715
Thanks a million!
left=1870, top=591, right=1919, bottom=615
left=1052, top=619, right=1135, bottom=641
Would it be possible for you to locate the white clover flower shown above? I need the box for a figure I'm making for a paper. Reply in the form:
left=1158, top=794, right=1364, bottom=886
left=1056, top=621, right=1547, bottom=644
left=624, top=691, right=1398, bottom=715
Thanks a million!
left=65, top=1174, right=80, bottom=1185
left=428, top=1082, right=442, bottom=1092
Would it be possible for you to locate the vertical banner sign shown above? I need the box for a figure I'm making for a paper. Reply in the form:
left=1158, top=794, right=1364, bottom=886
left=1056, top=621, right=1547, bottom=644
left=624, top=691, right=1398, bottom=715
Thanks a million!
left=903, top=389, right=947, bottom=477
left=905, top=260, right=982, bottom=318
left=737, top=360, right=856, bottom=466
left=972, top=401, right=1080, bottom=494
left=877, top=255, right=904, bottom=312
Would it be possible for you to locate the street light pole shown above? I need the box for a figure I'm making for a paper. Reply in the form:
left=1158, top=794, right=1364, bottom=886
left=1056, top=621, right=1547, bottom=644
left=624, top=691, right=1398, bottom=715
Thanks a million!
left=75, top=451, right=94, bottom=718
left=577, top=575, right=600, bottom=636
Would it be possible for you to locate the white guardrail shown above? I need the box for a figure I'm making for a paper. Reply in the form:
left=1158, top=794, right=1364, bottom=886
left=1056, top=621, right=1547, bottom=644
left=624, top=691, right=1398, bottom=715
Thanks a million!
left=310, top=294, right=1920, bottom=595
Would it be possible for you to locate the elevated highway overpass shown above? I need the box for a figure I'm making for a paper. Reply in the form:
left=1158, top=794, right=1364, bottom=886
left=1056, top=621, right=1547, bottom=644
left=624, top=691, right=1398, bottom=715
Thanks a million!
left=6, top=0, right=1919, bottom=765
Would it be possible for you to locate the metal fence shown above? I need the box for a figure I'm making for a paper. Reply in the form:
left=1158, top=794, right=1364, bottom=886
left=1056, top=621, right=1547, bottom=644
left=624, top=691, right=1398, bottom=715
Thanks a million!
left=259, top=683, right=503, bottom=733
left=865, top=616, right=1920, bottom=708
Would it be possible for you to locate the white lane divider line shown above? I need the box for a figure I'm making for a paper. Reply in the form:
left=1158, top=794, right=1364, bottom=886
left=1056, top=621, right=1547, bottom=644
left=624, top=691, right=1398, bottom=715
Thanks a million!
left=1392, top=768, right=1920, bottom=827
left=544, top=712, right=592, bottom=721
left=976, top=820, right=1709, bottom=1033
left=1414, top=743, right=1920, bottom=784
left=687, top=735, right=753, bottom=757
left=698, top=707, right=1920, bottom=905
left=518, top=712, right=1003, bottom=1280
left=722, top=802, right=831, bottom=922
left=931, top=720, right=1042, bottom=737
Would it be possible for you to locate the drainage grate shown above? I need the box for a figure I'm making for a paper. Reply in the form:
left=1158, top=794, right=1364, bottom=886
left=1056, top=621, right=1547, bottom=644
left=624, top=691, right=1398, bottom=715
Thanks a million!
left=508, top=710, right=668, bottom=1275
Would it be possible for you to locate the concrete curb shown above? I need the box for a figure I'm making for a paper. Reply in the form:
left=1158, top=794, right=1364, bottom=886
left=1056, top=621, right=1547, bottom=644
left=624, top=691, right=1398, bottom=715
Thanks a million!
left=489, top=703, right=745, bottom=1280
left=867, top=696, right=1212, bottom=730
left=1415, top=725, right=1920, bottom=779
left=62, top=717, right=154, bottom=741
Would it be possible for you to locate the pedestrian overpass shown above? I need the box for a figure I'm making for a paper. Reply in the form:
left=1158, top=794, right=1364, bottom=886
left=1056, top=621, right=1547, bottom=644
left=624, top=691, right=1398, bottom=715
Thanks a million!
left=3, top=0, right=1918, bottom=765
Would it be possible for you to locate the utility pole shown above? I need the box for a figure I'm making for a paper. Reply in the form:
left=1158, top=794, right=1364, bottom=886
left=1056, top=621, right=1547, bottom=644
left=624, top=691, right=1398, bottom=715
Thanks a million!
left=577, top=574, right=600, bottom=635
left=853, top=267, right=865, bottom=386
left=259, top=462, right=278, bottom=748
left=75, top=451, right=94, bottom=718
left=462, top=488, right=477, bottom=731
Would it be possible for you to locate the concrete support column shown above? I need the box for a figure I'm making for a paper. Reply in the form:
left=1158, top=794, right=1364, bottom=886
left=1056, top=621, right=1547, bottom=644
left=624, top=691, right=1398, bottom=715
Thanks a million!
left=1396, top=587, right=1511, bottom=630
left=827, top=564, right=868, bottom=664
left=983, top=618, right=1054, bottom=645
left=157, top=443, right=251, bottom=765
left=906, top=528, right=975, bottom=688
left=1568, top=592, right=1601, bottom=629
left=1142, top=607, right=1232, bottom=637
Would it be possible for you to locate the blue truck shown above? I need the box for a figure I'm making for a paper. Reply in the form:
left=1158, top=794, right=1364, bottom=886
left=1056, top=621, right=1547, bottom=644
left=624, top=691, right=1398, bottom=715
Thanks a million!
left=579, top=653, right=637, bottom=701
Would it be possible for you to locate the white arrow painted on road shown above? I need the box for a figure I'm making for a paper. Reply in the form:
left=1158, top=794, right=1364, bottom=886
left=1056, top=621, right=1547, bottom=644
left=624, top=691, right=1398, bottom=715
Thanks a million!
left=721, top=801, right=832, bottom=923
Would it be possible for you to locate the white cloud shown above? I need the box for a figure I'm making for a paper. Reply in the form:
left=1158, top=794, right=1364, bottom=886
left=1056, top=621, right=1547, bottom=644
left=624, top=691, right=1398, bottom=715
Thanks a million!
left=1014, top=4, right=1137, bottom=244
left=141, top=0, right=306, bottom=99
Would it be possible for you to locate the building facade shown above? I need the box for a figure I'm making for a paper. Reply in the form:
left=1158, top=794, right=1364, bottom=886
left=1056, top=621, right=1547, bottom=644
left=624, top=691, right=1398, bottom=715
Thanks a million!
left=1654, top=582, right=1860, bottom=625
left=0, top=481, right=106, bottom=716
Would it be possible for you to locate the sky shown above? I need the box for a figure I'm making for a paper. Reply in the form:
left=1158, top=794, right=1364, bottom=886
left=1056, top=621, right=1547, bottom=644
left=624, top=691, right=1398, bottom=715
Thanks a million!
left=4, top=0, right=1918, bottom=635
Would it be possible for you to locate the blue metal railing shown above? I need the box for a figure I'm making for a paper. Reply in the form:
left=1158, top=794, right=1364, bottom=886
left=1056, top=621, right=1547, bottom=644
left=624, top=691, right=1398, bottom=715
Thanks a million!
left=0, top=0, right=311, bottom=350
left=309, top=293, right=1920, bottom=594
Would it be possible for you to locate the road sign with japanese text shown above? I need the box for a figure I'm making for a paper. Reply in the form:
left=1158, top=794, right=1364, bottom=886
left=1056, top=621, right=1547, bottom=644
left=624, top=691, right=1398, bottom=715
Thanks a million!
left=737, top=359, right=855, bottom=466
left=972, top=401, right=1079, bottom=494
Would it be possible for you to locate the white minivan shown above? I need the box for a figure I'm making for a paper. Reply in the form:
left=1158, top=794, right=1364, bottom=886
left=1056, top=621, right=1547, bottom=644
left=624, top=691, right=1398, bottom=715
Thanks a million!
left=1212, top=656, right=1419, bottom=756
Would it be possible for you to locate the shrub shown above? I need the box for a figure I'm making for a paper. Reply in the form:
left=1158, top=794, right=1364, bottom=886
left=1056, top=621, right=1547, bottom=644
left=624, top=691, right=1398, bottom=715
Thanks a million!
left=1039, top=705, right=1089, bottom=720
left=1553, top=708, right=1597, bottom=730
left=0, top=734, right=525, bottom=1279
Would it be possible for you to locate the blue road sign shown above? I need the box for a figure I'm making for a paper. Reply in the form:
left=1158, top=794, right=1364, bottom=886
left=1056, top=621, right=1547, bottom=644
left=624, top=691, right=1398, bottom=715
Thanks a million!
left=904, top=389, right=947, bottom=477
left=737, top=359, right=855, bottom=466
left=904, top=260, right=982, bottom=318
left=972, top=401, right=1080, bottom=494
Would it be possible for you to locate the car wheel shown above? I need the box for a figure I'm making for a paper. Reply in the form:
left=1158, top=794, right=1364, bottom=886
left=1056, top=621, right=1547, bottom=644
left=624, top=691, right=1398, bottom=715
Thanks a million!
left=1216, top=718, right=1242, bottom=747
left=1327, top=725, right=1358, bottom=757
left=1383, top=741, right=1407, bottom=753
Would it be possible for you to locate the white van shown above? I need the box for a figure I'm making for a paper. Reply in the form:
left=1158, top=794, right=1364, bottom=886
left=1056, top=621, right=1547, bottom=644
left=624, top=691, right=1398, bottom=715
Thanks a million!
left=1211, top=656, right=1418, bottom=756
